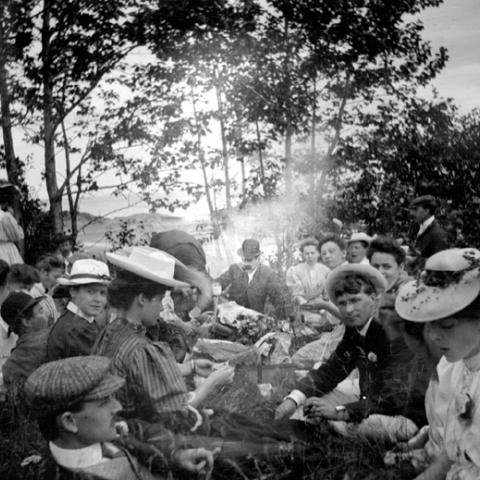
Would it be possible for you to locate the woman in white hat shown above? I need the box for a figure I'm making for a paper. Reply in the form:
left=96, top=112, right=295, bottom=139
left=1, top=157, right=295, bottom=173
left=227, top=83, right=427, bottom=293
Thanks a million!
left=396, top=248, right=480, bottom=480
left=92, top=246, right=233, bottom=431
left=46, top=259, right=111, bottom=361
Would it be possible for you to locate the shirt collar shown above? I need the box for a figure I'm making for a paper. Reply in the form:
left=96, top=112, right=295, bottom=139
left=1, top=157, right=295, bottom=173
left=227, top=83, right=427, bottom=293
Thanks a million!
left=66, top=301, right=95, bottom=323
left=417, top=215, right=435, bottom=237
left=357, top=317, right=374, bottom=337
left=49, top=441, right=106, bottom=469
left=464, top=350, right=480, bottom=372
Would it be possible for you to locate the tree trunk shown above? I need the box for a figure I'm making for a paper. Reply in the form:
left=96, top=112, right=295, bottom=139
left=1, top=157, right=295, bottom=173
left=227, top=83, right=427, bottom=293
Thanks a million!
left=283, top=16, right=294, bottom=199
left=42, top=0, right=63, bottom=234
left=214, top=69, right=231, bottom=210
left=61, top=119, right=78, bottom=242
left=255, top=120, right=267, bottom=196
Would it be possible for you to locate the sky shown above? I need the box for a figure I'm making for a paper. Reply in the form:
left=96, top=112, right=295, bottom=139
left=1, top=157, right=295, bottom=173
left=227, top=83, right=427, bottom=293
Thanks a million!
left=9, top=0, right=480, bottom=217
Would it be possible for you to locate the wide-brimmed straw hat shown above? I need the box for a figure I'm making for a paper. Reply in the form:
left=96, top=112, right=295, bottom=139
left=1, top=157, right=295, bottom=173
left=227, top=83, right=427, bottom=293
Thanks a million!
left=395, top=248, right=480, bottom=322
left=326, top=263, right=388, bottom=305
left=106, top=246, right=190, bottom=289
left=57, top=259, right=111, bottom=286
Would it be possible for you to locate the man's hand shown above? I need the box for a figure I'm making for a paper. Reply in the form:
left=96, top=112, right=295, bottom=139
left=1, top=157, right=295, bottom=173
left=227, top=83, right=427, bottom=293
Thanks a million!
left=304, top=397, right=349, bottom=422
left=193, top=359, right=214, bottom=377
left=274, top=398, right=297, bottom=420
left=172, top=447, right=219, bottom=479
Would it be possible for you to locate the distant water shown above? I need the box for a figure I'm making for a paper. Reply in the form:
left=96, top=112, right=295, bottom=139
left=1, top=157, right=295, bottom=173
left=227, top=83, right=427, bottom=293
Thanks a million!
left=77, top=193, right=210, bottom=220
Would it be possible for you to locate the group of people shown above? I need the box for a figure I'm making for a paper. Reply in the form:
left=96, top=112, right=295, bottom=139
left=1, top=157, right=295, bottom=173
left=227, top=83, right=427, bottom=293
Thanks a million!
left=1, top=192, right=477, bottom=480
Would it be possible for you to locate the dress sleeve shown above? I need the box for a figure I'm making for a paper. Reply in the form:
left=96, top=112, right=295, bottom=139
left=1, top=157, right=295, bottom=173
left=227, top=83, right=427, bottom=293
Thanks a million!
left=286, top=266, right=307, bottom=303
left=130, top=342, right=188, bottom=418
left=1, top=212, right=24, bottom=241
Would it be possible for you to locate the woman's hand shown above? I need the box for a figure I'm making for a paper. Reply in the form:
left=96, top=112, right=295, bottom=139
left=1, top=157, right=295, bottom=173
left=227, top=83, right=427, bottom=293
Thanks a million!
left=193, top=359, right=215, bottom=377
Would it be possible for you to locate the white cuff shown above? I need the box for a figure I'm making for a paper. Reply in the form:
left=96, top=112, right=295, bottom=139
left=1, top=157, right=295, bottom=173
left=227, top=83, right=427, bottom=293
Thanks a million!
left=286, top=390, right=306, bottom=407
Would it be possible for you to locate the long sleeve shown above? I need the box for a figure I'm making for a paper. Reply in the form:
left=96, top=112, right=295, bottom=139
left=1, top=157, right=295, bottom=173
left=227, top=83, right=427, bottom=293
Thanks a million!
left=0, top=211, right=23, bottom=241
left=296, top=330, right=356, bottom=398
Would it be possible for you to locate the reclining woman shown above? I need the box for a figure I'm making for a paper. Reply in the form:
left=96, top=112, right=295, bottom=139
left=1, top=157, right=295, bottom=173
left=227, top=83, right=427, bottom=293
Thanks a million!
left=396, top=247, right=480, bottom=480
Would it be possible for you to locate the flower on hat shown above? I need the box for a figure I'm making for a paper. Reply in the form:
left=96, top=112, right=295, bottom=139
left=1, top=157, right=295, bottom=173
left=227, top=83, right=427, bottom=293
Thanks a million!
left=367, top=352, right=378, bottom=363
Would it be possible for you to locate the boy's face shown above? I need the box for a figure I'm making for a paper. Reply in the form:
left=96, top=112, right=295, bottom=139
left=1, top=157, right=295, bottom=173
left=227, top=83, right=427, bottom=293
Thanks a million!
left=29, top=302, right=50, bottom=331
left=347, top=242, right=367, bottom=263
left=336, top=289, right=376, bottom=329
left=70, top=284, right=107, bottom=317
left=66, top=396, right=122, bottom=446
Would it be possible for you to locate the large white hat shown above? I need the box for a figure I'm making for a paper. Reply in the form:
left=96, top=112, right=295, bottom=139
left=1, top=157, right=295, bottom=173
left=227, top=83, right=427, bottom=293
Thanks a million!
left=57, top=259, right=111, bottom=286
left=395, top=248, right=480, bottom=322
left=106, top=246, right=190, bottom=289
left=326, top=263, right=387, bottom=305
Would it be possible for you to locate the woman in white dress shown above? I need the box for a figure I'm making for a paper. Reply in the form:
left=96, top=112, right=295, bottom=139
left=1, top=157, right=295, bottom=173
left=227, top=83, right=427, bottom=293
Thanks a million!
left=0, top=182, right=23, bottom=265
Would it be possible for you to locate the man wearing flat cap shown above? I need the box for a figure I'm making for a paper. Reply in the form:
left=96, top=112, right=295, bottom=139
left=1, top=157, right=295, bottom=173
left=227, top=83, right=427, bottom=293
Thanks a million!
left=216, top=238, right=291, bottom=318
left=410, top=195, right=448, bottom=259
left=275, top=263, right=428, bottom=442
left=25, top=356, right=216, bottom=480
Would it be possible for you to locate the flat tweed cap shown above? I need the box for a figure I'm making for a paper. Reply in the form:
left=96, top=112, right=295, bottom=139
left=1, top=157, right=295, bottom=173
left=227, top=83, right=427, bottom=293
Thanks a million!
left=24, top=356, right=125, bottom=417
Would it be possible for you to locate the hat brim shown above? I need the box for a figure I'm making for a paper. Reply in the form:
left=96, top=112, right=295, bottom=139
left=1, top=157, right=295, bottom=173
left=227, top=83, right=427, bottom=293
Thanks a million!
left=57, top=277, right=110, bottom=286
left=326, top=263, right=388, bottom=305
left=237, top=248, right=262, bottom=260
left=106, top=251, right=190, bottom=289
left=395, top=271, right=480, bottom=322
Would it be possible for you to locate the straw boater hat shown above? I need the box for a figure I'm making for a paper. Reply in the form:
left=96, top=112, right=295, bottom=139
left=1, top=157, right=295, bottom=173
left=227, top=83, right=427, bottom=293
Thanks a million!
left=106, top=246, right=190, bottom=288
left=347, top=232, right=372, bottom=246
left=326, top=263, right=388, bottom=306
left=395, top=248, right=480, bottom=323
left=57, top=259, right=111, bottom=286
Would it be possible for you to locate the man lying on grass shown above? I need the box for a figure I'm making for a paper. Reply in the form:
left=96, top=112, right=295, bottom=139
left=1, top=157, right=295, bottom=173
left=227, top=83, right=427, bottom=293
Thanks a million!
left=24, top=355, right=216, bottom=480
left=275, top=263, right=429, bottom=443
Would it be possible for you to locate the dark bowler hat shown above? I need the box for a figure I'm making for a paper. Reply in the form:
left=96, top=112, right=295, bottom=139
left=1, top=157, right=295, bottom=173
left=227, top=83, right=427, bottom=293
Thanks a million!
left=24, top=356, right=125, bottom=417
left=238, top=238, right=262, bottom=261
left=410, top=195, right=438, bottom=213
left=0, top=291, right=45, bottom=328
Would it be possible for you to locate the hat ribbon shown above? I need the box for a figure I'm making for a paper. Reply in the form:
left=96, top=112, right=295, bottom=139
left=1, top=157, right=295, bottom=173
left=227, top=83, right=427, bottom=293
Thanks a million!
left=68, top=273, right=111, bottom=281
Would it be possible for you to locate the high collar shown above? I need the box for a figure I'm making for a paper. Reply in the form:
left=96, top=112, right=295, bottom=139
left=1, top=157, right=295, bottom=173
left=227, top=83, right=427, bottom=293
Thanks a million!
left=49, top=441, right=107, bottom=469
left=464, top=349, right=480, bottom=372
left=66, top=302, right=95, bottom=323
left=357, top=317, right=374, bottom=337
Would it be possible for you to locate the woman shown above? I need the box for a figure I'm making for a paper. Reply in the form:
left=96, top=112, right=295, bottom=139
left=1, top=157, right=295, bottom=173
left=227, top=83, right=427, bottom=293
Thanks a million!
left=286, top=238, right=331, bottom=328
left=92, top=246, right=233, bottom=430
left=0, top=182, right=23, bottom=265
left=396, top=247, right=480, bottom=480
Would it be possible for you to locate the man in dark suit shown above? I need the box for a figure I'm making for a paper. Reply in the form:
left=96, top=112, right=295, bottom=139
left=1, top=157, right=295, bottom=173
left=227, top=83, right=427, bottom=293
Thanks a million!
left=275, top=264, right=428, bottom=441
left=216, top=238, right=291, bottom=318
left=410, top=195, right=448, bottom=259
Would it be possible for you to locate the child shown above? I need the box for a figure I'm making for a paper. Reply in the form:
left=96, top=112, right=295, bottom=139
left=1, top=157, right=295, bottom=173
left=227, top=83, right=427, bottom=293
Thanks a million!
left=1, top=291, right=49, bottom=386
left=47, top=259, right=110, bottom=361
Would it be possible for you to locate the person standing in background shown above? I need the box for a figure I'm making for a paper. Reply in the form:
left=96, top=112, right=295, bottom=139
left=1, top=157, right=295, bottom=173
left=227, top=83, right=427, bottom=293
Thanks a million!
left=0, top=182, right=23, bottom=265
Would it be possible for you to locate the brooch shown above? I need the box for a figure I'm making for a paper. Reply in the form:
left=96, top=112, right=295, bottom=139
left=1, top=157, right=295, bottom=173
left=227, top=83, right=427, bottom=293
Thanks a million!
left=367, top=352, right=378, bottom=363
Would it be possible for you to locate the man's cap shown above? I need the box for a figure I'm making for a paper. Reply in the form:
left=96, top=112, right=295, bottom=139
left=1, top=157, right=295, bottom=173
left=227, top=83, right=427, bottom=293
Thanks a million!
left=0, top=291, right=45, bottom=328
left=410, top=195, right=437, bottom=211
left=347, top=232, right=372, bottom=245
left=24, top=356, right=125, bottom=417
left=238, top=238, right=261, bottom=261
left=58, top=259, right=111, bottom=286
left=396, top=248, right=480, bottom=322
left=326, top=263, right=388, bottom=306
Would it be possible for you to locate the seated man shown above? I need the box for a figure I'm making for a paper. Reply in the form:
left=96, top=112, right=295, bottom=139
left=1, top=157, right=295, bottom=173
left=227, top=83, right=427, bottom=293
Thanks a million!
left=47, top=259, right=110, bottom=361
left=24, top=355, right=216, bottom=479
left=275, top=263, right=427, bottom=442
left=216, top=238, right=291, bottom=318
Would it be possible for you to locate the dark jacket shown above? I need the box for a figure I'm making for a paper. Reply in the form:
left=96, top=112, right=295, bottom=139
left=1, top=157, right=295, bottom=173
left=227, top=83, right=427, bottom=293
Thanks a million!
left=296, top=319, right=428, bottom=426
left=415, top=219, right=448, bottom=259
left=216, top=263, right=291, bottom=318
left=47, top=309, right=101, bottom=361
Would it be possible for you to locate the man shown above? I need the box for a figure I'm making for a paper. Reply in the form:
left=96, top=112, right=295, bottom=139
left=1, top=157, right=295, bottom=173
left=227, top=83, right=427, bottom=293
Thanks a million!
left=47, top=259, right=110, bottom=361
left=24, top=355, right=216, bottom=479
left=410, top=195, right=448, bottom=259
left=347, top=232, right=371, bottom=264
left=216, top=238, right=290, bottom=318
left=275, top=263, right=426, bottom=442
left=52, top=233, right=73, bottom=271
left=318, top=234, right=347, bottom=270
